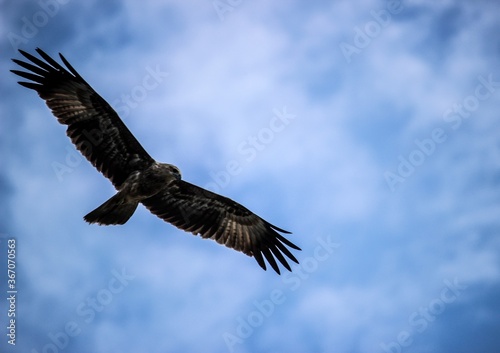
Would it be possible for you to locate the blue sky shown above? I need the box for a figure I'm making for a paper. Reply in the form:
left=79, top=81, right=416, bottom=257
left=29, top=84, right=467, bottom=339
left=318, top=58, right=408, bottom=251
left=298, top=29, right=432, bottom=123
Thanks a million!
left=1, top=0, right=500, bottom=352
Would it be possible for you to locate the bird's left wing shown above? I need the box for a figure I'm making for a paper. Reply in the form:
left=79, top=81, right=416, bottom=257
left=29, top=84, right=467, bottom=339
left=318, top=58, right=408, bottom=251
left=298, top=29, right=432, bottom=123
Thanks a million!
left=11, top=48, right=155, bottom=188
left=141, top=180, right=300, bottom=274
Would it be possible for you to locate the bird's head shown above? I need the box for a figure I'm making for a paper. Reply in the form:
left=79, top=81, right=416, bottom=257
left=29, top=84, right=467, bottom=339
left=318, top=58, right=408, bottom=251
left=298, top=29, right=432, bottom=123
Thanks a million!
left=165, top=164, right=181, bottom=180
left=152, top=162, right=182, bottom=183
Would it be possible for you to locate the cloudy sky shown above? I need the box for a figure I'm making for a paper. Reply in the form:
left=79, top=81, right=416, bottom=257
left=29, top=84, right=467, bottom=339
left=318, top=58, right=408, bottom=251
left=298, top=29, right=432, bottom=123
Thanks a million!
left=1, top=0, right=500, bottom=352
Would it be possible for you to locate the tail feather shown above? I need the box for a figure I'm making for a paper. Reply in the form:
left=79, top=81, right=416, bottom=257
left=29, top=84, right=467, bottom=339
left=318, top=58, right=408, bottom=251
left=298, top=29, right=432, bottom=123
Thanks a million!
left=84, top=193, right=138, bottom=225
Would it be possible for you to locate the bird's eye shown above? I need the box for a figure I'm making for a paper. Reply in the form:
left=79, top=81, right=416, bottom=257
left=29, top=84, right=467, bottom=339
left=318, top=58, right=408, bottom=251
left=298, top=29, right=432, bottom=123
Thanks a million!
left=171, top=167, right=181, bottom=179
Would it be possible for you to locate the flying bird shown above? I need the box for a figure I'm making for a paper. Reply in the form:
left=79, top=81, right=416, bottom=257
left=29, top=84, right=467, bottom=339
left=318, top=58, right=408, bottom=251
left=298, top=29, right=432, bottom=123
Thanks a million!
left=11, top=48, right=300, bottom=274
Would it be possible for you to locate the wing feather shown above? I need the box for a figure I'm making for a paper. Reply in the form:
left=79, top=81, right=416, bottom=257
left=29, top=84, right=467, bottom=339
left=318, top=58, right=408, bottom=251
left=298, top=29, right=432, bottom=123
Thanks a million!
left=142, top=180, right=300, bottom=274
left=11, top=48, right=154, bottom=188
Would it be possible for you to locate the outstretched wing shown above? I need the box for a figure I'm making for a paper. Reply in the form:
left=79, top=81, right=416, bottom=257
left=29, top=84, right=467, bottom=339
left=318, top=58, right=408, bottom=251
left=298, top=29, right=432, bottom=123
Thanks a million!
left=11, top=48, right=154, bottom=188
left=141, top=180, right=300, bottom=274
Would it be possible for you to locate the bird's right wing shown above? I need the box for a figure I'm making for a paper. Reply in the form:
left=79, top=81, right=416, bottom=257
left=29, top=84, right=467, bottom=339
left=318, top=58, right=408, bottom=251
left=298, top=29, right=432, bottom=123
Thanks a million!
left=11, top=48, right=155, bottom=188
left=141, top=180, right=301, bottom=274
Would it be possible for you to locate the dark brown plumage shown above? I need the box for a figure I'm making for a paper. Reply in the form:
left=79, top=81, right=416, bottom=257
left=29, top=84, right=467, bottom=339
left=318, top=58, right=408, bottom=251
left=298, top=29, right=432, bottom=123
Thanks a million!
left=11, top=48, right=300, bottom=274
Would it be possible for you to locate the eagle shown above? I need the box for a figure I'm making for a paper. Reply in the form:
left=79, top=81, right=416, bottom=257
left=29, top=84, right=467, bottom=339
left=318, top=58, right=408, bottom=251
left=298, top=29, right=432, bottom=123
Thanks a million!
left=11, top=48, right=300, bottom=274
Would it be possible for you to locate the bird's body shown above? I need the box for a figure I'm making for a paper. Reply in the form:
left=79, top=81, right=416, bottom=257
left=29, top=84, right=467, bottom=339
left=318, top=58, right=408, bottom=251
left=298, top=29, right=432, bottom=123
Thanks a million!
left=84, top=162, right=181, bottom=225
left=11, top=48, right=300, bottom=274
